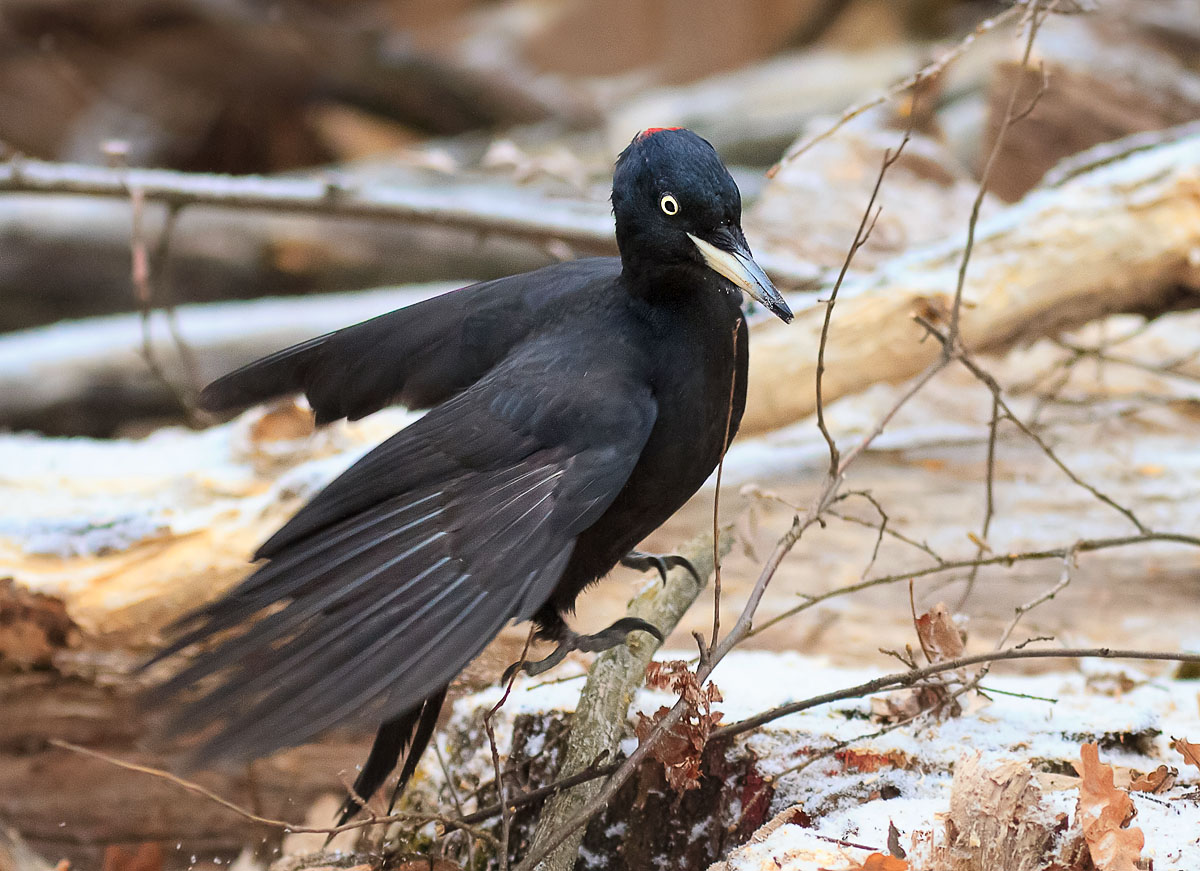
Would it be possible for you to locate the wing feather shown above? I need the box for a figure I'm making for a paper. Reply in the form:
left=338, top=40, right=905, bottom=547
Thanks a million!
left=150, top=343, right=656, bottom=763
left=198, top=259, right=621, bottom=423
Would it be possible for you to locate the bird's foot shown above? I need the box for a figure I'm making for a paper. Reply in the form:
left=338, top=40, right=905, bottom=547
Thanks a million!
left=503, top=617, right=664, bottom=683
left=620, top=550, right=701, bottom=585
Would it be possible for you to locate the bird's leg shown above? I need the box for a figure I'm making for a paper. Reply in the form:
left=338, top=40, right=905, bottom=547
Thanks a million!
left=502, top=617, right=664, bottom=682
left=621, top=549, right=701, bottom=585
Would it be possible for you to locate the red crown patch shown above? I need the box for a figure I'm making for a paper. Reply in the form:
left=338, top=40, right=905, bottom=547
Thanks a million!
left=637, top=126, right=683, bottom=140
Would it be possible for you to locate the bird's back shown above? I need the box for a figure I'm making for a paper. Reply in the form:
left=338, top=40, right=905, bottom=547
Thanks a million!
left=200, top=257, right=625, bottom=427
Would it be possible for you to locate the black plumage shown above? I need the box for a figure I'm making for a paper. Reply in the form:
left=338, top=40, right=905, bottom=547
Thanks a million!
left=145, top=128, right=792, bottom=822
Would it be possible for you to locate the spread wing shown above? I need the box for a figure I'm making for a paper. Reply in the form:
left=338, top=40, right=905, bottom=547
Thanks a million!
left=147, top=344, right=655, bottom=763
left=197, top=258, right=621, bottom=424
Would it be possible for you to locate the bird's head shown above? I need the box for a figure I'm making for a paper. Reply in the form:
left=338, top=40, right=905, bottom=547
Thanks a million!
left=612, top=127, right=792, bottom=323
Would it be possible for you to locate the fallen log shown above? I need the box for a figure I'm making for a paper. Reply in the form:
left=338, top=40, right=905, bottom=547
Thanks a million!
left=0, top=158, right=824, bottom=333
left=5, top=128, right=1198, bottom=441
left=0, top=163, right=615, bottom=331
left=980, top=12, right=1200, bottom=200
left=740, top=126, right=1200, bottom=436
left=0, top=285, right=453, bottom=435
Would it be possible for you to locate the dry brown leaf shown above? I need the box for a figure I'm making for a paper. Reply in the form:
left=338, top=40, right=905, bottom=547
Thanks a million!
left=0, top=578, right=77, bottom=667
left=635, top=660, right=724, bottom=792
left=870, top=691, right=925, bottom=723
left=819, top=852, right=909, bottom=870
left=1172, top=736, right=1200, bottom=773
left=1073, top=743, right=1144, bottom=871
left=914, top=602, right=964, bottom=665
left=835, top=748, right=912, bottom=773
left=248, top=400, right=315, bottom=442
left=100, top=844, right=163, bottom=871
left=1129, top=764, right=1177, bottom=794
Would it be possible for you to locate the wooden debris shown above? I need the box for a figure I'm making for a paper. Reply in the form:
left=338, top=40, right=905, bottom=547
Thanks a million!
left=744, top=117, right=995, bottom=273
left=740, top=129, right=1200, bottom=436
left=0, top=579, right=77, bottom=669
left=1074, top=743, right=1145, bottom=871
left=931, top=754, right=1056, bottom=871
left=0, top=823, right=52, bottom=871
left=982, top=14, right=1200, bottom=200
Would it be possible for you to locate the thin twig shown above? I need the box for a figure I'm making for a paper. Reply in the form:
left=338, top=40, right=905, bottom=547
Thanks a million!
left=48, top=739, right=498, bottom=846
left=768, top=4, right=1024, bottom=174
left=951, top=341, right=1149, bottom=533
left=958, top=392, right=1001, bottom=606
left=152, top=203, right=204, bottom=399
left=815, top=135, right=909, bottom=472
left=947, top=0, right=1054, bottom=345
left=711, top=319, right=742, bottom=656
left=828, top=493, right=946, bottom=566
left=749, top=531, right=1200, bottom=638
left=996, top=545, right=1078, bottom=652
left=486, top=627, right=534, bottom=871
left=129, top=187, right=201, bottom=425
left=1054, top=340, right=1200, bottom=386
left=711, top=646, right=1200, bottom=741
left=434, top=740, right=475, bottom=868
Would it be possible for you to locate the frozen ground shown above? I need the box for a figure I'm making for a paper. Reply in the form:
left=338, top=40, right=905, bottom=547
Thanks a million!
left=456, top=650, right=1200, bottom=870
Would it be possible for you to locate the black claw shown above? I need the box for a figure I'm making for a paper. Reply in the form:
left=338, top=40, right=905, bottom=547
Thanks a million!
left=595, top=616, right=664, bottom=647
left=501, top=618, right=664, bottom=682
left=621, top=550, right=701, bottom=585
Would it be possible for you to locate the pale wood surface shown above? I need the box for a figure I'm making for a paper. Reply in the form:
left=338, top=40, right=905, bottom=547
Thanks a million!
left=741, top=130, right=1200, bottom=436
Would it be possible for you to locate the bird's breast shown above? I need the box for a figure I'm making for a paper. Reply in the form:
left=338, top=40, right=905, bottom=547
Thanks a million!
left=605, top=298, right=747, bottom=535
left=555, top=293, right=747, bottom=599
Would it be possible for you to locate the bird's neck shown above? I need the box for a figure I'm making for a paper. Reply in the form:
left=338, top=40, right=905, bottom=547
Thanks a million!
left=619, top=257, right=720, bottom=309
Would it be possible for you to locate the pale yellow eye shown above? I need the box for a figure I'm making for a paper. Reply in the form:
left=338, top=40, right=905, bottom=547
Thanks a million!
left=659, top=193, right=679, bottom=216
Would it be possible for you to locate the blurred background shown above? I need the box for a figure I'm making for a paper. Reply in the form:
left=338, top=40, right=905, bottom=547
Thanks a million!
left=1, top=0, right=1195, bottom=435
left=0, top=0, right=1050, bottom=341
left=4, top=1, right=1200, bottom=870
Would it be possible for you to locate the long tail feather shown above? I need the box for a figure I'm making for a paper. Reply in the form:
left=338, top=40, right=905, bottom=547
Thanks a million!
left=333, top=687, right=448, bottom=832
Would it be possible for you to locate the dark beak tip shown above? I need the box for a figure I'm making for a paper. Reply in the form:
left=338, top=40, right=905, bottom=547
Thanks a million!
left=770, top=300, right=794, bottom=324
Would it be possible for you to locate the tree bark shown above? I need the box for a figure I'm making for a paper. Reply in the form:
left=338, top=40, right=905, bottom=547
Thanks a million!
left=740, top=127, right=1200, bottom=436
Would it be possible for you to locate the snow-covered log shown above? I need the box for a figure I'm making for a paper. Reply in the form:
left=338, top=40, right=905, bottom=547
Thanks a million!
left=740, top=128, right=1200, bottom=436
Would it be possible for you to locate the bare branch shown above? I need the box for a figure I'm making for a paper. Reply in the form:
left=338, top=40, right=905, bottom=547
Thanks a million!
left=712, top=645, right=1200, bottom=741
left=769, top=4, right=1024, bottom=173
left=948, top=0, right=1054, bottom=345
left=487, top=627, right=535, bottom=871
left=48, top=739, right=498, bottom=846
left=0, top=156, right=617, bottom=253
left=749, top=531, right=1200, bottom=638
left=711, top=320, right=742, bottom=656
left=816, top=137, right=910, bottom=472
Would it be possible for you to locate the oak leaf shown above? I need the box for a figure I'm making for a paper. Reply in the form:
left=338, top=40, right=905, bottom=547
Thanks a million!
left=1073, top=743, right=1144, bottom=871
left=1172, top=736, right=1200, bottom=773
left=635, top=660, right=724, bottom=792
left=1129, top=764, right=1176, bottom=793
left=914, top=602, right=964, bottom=664
left=835, top=748, right=911, bottom=773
